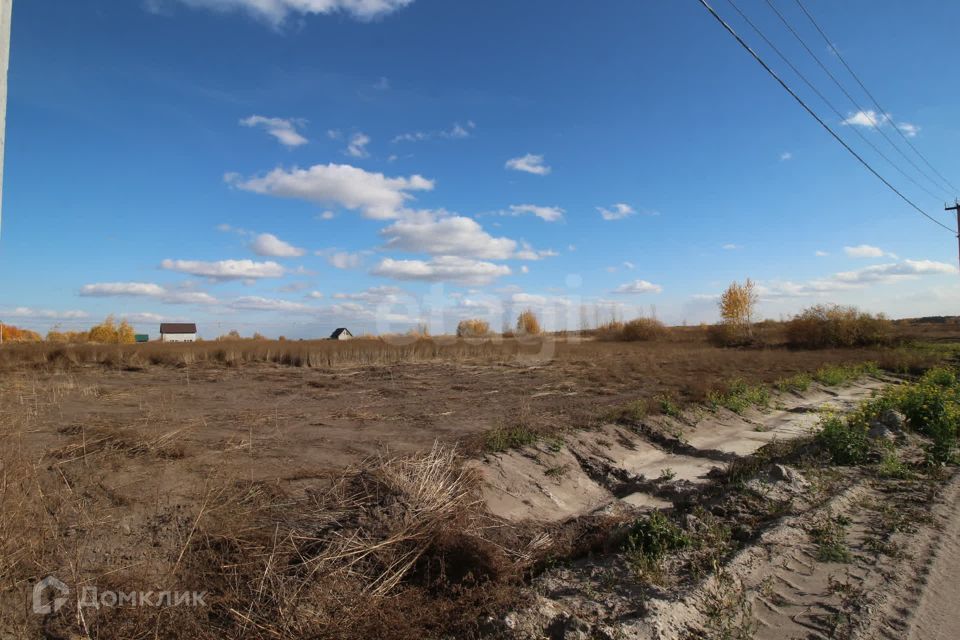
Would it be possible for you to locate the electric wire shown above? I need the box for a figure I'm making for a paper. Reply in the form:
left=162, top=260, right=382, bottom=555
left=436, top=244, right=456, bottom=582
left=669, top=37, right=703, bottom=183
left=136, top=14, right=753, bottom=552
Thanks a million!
left=793, top=0, right=959, bottom=196
left=762, top=0, right=953, bottom=199
left=694, top=0, right=957, bottom=234
left=723, top=0, right=944, bottom=203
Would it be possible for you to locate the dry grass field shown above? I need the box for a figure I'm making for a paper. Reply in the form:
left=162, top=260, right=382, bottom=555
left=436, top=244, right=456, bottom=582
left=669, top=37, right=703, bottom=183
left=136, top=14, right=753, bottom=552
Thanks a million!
left=1, top=324, right=959, bottom=638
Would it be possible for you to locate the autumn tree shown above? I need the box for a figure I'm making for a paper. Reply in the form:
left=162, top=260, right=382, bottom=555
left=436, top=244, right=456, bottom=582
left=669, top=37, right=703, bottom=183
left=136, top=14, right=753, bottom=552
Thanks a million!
left=0, top=324, right=41, bottom=342
left=712, top=279, right=759, bottom=346
left=516, top=309, right=542, bottom=335
left=86, top=316, right=136, bottom=344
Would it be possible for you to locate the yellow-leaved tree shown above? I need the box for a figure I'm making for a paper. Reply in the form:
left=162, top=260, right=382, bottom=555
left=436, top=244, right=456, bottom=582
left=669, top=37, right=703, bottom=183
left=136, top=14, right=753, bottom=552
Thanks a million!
left=717, top=279, right=758, bottom=343
left=87, top=316, right=136, bottom=344
left=516, top=309, right=541, bottom=335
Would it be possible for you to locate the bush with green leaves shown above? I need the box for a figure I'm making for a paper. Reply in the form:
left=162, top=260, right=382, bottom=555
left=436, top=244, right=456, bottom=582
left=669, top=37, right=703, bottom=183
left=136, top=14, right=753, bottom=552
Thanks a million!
left=707, top=379, right=770, bottom=414
left=816, top=365, right=960, bottom=468
left=625, top=512, right=690, bottom=561
left=816, top=414, right=871, bottom=466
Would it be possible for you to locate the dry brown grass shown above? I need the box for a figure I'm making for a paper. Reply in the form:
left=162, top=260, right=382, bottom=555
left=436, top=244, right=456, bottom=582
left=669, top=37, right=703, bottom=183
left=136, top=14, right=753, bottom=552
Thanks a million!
left=2, top=325, right=959, bottom=638
left=1, top=441, right=537, bottom=639
left=0, top=336, right=546, bottom=370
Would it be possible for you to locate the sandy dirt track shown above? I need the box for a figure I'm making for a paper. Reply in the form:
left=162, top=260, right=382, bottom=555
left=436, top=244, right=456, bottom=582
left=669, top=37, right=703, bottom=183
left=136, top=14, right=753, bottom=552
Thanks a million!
left=907, top=510, right=960, bottom=640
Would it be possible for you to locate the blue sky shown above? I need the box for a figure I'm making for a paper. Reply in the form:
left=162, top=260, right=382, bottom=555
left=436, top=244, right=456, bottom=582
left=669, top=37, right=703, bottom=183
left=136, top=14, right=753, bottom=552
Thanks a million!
left=2, top=0, right=958, bottom=338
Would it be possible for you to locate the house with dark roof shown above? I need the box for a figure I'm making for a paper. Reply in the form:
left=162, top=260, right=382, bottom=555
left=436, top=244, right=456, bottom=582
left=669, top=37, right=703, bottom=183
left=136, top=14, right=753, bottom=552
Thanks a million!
left=160, top=323, right=197, bottom=343
left=330, top=328, right=353, bottom=340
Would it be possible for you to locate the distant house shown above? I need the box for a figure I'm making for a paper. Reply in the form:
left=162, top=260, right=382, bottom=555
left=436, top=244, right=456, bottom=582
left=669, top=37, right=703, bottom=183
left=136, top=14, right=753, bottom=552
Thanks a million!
left=160, top=323, right=197, bottom=343
left=330, top=328, right=353, bottom=340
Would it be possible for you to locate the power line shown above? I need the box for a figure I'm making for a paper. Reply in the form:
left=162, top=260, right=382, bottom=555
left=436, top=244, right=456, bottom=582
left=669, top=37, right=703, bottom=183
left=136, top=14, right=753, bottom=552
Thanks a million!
left=722, top=0, right=944, bottom=203
left=694, top=0, right=957, bottom=234
left=793, top=0, right=959, bottom=196
left=760, top=0, right=953, bottom=200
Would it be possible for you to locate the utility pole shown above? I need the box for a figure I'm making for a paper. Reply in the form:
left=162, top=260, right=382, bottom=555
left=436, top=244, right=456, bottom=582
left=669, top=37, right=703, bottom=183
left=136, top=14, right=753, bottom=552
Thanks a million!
left=0, top=0, right=11, bottom=236
left=947, top=200, right=960, bottom=273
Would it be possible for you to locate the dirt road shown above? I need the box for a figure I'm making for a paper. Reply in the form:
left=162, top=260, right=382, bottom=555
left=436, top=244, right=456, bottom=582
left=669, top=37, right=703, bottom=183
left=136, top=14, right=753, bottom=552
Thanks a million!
left=904, top=481, right=960, bottom=640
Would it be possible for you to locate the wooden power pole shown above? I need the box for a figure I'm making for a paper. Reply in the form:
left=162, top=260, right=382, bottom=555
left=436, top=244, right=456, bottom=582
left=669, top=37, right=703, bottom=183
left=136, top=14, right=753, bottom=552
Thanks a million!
left=0, top=0, right=10, bottom=237
left=947, top=201, right=960, bottom=273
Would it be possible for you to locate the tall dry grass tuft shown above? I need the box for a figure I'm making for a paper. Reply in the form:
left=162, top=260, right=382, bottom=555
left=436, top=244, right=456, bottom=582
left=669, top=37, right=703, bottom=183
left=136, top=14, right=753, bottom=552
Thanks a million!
left=15, top=443, right=532, bottom=639
left=177, top=442, right=532, bottom=639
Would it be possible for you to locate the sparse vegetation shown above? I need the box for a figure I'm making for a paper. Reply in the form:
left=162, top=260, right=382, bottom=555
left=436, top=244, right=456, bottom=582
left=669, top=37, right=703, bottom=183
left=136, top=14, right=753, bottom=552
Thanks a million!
left=3, top=325, right=959, bottom=639
left=814, top=361, right=880, bottom=386
left=702, top=563, right=758, bottom=640
left=817, top=413, right=871, bottom=466
left=657, top=393, right=682, bottom=418
left=775, top=372, right=812, bottom=393
left=707, top=378, right=770, bottom=414
left=625, top=512, right=690, bottom=581
left=483, top=422, right=540, bottom=452
left=809, top=513, right=852, bottom=563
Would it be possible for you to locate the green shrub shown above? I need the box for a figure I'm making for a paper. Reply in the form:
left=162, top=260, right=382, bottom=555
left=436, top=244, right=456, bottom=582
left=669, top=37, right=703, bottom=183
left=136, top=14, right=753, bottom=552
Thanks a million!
left=922, top=366, right=958, bottom=388
left=484, top=423, right=539, bottom=452
left=775, top=373, right=812, bottom=393
left=625, top=512, right=690, bottom=561
left=707, top=379, right=770, bottom=414
left=656, top=393, right=682, bottom=418
left=898, top=383, right=954, bottom=435
left=814, top=362, right=879, bottom=386
left=816, top=414, right=870, bottom=465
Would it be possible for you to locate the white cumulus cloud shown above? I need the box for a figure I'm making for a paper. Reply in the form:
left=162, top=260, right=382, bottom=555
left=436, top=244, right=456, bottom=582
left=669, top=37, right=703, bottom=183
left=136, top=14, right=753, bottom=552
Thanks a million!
left=842, top=110, right=890, bottom=128
left=393, top=121, right=475, bottom=143
left=239, top=115, right=307, bottom=147
left=2, top=307, right=89, bottom=319
left=345, top=132, right=371, bottom=158
left=507, top=204, right=565, bottom=222
left=249, top=233, right=306, bottom=257
left=614, top=280, right=663, bottom=295
left=327, top=251, right=363, bottom=269
left=230, top=296, right=317, bottom=313
left=597, top=203, right=635, bottom=221
left=161, top=259, right=286, bottom=280
left=505, top=153, right=551, bottom=176
left=226, top=163, right=434, bottom=219
left=80, top=282, right=218, bottom=305
left=371, top=256, right=511, bottom=285
left=380, top=214, right=517, bottom=260
left=844, top=244, right=896, bottom=259
left=163, top=0, right=415, bottom=26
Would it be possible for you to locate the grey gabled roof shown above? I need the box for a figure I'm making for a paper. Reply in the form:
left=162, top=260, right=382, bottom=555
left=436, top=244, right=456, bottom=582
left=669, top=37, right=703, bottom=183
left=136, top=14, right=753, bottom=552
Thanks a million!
left=330, top=327, right=352, bottom=338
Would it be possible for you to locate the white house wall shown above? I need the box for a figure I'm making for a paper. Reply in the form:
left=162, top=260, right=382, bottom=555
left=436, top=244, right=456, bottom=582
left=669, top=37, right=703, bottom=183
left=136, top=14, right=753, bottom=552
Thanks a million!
left=161, top=334, right=197, bottom=343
